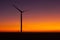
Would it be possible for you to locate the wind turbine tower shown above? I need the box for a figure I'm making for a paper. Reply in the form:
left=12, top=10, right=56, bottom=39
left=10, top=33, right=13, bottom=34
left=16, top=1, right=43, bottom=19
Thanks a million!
left=9, top=0, right=29, bottom=32
left=12, top=4, right=24, bottom=32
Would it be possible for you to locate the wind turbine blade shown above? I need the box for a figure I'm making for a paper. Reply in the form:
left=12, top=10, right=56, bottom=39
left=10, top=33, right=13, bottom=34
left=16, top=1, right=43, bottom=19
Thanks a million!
left=23, top=9, right=30, bottom=13
left=12, top=4, right=22, bottom=12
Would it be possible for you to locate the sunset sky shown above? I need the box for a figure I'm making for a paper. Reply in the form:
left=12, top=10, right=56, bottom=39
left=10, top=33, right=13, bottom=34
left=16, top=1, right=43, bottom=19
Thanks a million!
left=0, top=0, right=60, bottom=32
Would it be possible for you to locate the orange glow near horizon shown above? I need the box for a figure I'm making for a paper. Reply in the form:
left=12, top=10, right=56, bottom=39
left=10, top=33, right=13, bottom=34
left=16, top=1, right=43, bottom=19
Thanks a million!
left=0, top=12, right=60, bottom=32
left=23, top=21, right=60, bottom=32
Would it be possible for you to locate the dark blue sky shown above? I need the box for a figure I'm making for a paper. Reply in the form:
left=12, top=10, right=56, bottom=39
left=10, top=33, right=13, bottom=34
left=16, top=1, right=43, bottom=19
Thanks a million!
left=0, top=0, right=60, bottom=23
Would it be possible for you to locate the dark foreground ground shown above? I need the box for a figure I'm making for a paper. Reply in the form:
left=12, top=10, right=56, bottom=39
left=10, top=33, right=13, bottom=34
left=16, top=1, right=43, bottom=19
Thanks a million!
left=0, top=32, right=60, bottom=39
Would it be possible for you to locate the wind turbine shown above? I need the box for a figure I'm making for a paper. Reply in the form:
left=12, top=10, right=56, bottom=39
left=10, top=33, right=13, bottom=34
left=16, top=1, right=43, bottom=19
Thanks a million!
left=9, top=0, right=29, bottom=32
left=12, top=4, right=26, bottom=32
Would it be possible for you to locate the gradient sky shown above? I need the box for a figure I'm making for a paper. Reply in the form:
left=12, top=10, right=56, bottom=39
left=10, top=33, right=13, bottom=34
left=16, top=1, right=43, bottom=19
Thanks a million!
left=0, top=0, right=60, bottom=32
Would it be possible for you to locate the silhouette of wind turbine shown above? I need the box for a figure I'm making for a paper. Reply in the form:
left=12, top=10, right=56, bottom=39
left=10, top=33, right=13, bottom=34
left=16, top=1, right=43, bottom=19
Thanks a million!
left=12, top=4, right=27, bottom=32
left=9, top=0, right=30, bottom=32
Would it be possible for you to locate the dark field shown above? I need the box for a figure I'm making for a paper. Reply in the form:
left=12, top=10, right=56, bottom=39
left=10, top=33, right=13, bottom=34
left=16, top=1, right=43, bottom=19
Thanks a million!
left=0, top=32, right=60, bottom=39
